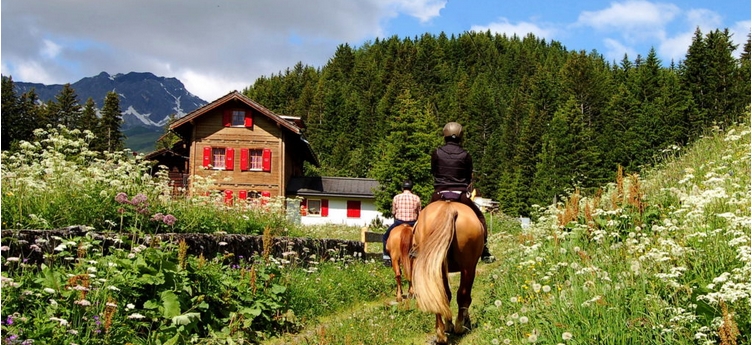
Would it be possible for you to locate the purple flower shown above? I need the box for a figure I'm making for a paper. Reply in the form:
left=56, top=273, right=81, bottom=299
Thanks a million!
left=151, top=213, right=164, bottom=222
left=115, top=192, right=129, bottom=204
left=5, top=316, right=13, bottom=325
left=130, top=193, right=148, bottom=205
left=163, top=214, right=177, bottom=226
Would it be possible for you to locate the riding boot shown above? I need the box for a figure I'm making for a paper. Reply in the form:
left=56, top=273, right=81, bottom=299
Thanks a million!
left=479, top=218, right=495, bottom=263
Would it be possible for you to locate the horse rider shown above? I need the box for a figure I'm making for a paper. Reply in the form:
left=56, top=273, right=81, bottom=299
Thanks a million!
left=382, top=179, right=421, bottom=266
left=430, top=122, right=495, bottom=263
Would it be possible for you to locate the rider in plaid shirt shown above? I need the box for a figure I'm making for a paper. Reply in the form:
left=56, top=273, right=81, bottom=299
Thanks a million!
left=382, top=180, right=421, bottom=264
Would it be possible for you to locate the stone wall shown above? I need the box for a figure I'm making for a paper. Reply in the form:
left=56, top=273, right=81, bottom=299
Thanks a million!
left=1, top=226, right=368, bottom=265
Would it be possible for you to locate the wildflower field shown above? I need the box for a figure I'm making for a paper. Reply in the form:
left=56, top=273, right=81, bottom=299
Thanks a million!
left=473, top=124, right=751, bottom=344
left=1, top=122, right=750, bottom=345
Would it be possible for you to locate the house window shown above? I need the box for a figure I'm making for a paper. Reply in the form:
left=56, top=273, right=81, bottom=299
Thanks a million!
left=240, top=148, right=272, bottom=171
left=202, top=146, right=234, bottom=170
left=249, top=149, right=263, bottom=170
left=304, top=199, right=329, bottom=217
left=347, top=200, right=361, bottom=218
left=307, top=199, right=321, bottom=216
left=212, top=148, right=226, bottom=169
left=231, top=110, right=245, bottom=126
left=223, top=109, right=253, bottom=128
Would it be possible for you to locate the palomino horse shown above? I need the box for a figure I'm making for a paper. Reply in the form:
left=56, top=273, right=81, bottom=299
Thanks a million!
left=411, top=200, right=485, bottom=344
left=385, top=223, right=414, bottom=302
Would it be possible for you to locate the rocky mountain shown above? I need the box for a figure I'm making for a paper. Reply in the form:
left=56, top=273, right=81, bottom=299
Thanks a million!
left=13, top=72, right=208, bottom=152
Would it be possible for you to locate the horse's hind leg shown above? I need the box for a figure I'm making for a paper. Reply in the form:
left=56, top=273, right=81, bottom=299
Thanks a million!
left=434, top=313, right=448, bottom=344
left=392, top=260, right=403, bottom=302
left=453, top=269, right=476, bottom=334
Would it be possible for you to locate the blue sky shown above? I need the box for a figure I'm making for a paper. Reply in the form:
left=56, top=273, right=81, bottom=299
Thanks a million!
left=2, top=0, right=749, bottom=101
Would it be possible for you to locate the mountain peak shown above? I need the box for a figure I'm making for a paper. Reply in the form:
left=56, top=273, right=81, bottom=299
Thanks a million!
left=12, top=71, right=207, bottom=130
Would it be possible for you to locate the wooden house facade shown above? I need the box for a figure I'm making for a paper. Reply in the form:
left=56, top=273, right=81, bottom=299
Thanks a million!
left=156, top=91, right=318, bottom=202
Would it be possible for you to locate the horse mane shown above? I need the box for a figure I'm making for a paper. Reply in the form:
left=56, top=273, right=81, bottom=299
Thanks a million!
left=413, top=202, right=456, bottom=319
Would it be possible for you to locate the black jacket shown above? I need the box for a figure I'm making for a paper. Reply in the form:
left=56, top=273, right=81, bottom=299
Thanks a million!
left=431, top=142, right=472, bottom=190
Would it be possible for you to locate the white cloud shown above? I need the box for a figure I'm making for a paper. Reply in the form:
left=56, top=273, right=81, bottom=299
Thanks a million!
left=14, top=60, right=57, bottom=84
left=41, top=39, right=62, bottom=59
left=178, top=70, right=250, bottom=102
left=577, top=0, right=680, bottom=34
left=0, top=0, right=405, bottom=100
left=659, top=31, right=693, bottom=63
left=602, top=38, right=639, bottom=62
left=731, top=21, right=751, bottom=57
left=685, top=8, right=722, bottom=29
left=471, top=18, right=555, bottom=41
left=389, top=0, right=447, bottom=23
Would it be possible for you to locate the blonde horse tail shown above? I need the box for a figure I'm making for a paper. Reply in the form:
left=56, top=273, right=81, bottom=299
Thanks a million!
left=413, top=204, right=456, bottom=319
left=399, top=225, right=414, bottom=281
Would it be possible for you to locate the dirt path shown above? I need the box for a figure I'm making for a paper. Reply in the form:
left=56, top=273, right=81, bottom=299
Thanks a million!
left=262, top=260, right=499, bottom=345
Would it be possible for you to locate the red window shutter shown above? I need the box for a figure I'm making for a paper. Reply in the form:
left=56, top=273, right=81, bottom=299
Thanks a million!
left=202, top=147, right=212, bottom=168
left=244, top=111, right=253, bottom=128
left=240, top=148, right=249, bottom=171
left=261, top=191, right=271, bottom=205
left=224, top=190, right=233, bottom=205
left=239, top=190, right=247, bottom=200
left=225, top=147, right=235, bottom=170
left=321, top=199, right=329, bottom=217
left=223, top=110, right=231, bottom=127
left=262, top=148, right=272, bottom=172
left=347, top=200, right=361, bottom=218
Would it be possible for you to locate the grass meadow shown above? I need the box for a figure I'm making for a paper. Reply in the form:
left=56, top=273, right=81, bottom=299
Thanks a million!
left=1, top=122, right=749, bottom=344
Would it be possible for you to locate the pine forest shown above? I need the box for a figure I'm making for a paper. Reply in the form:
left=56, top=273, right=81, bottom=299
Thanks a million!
left=243, top=29, right=750, bottom=217
left=3, top=28, right=750, bottom=218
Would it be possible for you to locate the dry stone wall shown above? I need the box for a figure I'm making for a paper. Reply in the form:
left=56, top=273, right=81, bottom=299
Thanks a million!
left=1, top=226, right=368, bottom=266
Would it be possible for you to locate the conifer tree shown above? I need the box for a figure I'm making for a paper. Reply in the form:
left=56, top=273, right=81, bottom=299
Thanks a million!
left=2, top=76, right=21, bottom=150
left=49, top=83, right=83, bottom=129
left=79, top=97, right=101, bottom=151
left=369, top=88, right=441, bottom=216
left=1, top=77, right=44, bottom=150
left=532, top=96, right=600, bottom=205
left=99, top=91, right=125, bottom=152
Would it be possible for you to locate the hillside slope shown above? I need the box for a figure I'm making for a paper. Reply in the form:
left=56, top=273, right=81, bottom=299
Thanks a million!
left=264, top=122, right=750, bottom=344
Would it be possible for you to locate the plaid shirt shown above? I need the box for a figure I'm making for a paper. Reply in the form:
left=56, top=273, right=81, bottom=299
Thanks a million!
left=392, top=191, right=421, bottom=221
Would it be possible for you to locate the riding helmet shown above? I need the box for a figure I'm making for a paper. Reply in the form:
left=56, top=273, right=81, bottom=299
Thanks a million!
left=443, top=122, right=462, bottom=139
left=402, top=180, right=413, bottom=190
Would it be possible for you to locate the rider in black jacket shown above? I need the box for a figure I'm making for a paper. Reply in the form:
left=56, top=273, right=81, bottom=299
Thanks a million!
left=430, top=122, right=494, bottom=263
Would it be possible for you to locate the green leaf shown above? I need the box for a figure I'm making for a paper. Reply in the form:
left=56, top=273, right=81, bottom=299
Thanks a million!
left=270, top=284, right=286, bottom=294
left=161, top=290, right=181, bottom=318
left=171, top=312, right=201, bottom=326
left=239, top=307, right=262, bottom=317
left=162, top=333, right=181, bottom=345
left=143, top=300, right=160, bottom=310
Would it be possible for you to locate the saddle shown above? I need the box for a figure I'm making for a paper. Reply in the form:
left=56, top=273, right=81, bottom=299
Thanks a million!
left=437, top=190, right=463, bottom=201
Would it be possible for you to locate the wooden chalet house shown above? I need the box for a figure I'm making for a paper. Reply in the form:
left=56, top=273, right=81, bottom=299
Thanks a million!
left=148, top=91, right=318, bottom=203
left=146, top=91, right=388, bottom=227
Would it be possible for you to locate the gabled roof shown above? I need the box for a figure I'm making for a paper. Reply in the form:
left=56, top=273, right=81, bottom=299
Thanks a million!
left=170, top=90, right=301, bottom=134
left=170, top=90, right=300, bottom=134
left=287, top=177, right=379, bottom=199
left=169, top=90, right=319, bottom=167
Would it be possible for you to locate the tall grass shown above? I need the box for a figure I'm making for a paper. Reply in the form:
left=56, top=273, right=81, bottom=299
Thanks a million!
left=475, top=123, right=750, bottom=344
left=1, top=126, right=293, bottom=235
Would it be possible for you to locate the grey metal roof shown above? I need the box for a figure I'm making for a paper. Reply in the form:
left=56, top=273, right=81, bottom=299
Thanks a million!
left=286, top=176, right=379, bottom=199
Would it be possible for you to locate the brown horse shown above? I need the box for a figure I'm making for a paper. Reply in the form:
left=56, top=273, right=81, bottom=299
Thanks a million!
left=411, top=200, right=484, bottom=344
left=385, top=223, right=414, bottom=302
